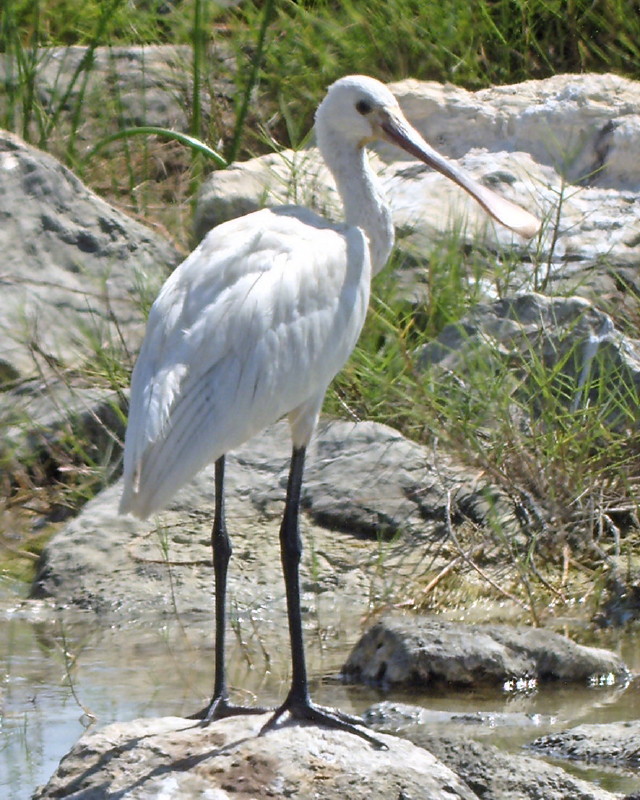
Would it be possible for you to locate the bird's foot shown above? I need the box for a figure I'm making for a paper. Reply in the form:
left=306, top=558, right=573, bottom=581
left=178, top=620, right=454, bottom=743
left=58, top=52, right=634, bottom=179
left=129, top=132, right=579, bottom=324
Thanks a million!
left=259, top=693, right=387, bottom=749
left=189, top=695, right=269, bottom=724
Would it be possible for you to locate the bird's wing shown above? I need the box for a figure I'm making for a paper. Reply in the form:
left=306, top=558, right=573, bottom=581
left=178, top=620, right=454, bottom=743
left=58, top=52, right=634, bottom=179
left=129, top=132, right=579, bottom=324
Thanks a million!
left=120, top=207, right=371, bottom=518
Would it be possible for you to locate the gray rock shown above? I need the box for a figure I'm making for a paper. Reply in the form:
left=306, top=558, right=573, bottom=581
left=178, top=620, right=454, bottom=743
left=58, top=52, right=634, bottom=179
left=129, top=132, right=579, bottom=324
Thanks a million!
left=342, top=615, right=629, bottom=688
left=415, top=734, right=620, bottom=800
left=0, top=44, right=235, bottom=137
left=417, top=293, right=640, bottom=428
left=32, top=419, right=511, bottom=621
left=528, top=719, right=640, bottom=767
left=0, top=130, right=180, bottom=492
left=0, top=130, right=179, bottom=381
left=32, top=714, right=479, bottom=800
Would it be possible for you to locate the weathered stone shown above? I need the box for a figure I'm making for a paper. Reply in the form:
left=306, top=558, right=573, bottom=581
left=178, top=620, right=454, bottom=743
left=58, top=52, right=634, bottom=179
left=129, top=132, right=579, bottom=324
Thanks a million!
left=527, top=719, right=640, bottom=767
left=389, top=73, right=640, bottom=190
left=32, top=419, right=510, bottom=621
left=366, top=703, right=632, bottom=798
left=0, top=131, right=179, bottom=381
left=416, top=292, right=640, bottom=427
left=32, top=714, right=479, bottom=800
left=415, top=734, right=620, bottom=800
left=0, top=130, right=181, bottom=494
left=343, top=615, right=629, bottom=688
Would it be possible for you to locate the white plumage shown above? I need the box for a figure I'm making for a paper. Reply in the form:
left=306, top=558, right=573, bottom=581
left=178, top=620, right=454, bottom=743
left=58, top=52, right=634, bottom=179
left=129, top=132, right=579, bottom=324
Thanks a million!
left=118, top=75, right=539, bottom=741
left=120, top=206, right=369, bottom=518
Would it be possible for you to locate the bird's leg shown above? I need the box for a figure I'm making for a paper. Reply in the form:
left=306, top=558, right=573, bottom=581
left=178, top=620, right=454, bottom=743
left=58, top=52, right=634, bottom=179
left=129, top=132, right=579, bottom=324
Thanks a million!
left=191, top=456, right=266, bottom=722
left=260, top=446, right=385, bottom=748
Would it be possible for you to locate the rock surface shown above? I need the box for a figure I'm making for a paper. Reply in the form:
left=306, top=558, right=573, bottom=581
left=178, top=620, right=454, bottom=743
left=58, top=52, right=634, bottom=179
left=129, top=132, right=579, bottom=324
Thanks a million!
left=32, top=711, right=630, bottom=800
left=0, top=45, right=235, bottom=139
left=413, top=734, right=621, bottom=800
left=390, top=73, right=640, bottom=190
left=528, top=719, right=640, bottom=767
left=32, top=419, right=509, bottom=623
left=364, top=702, right=632, bottom=799
left=32, top=714, right=479, bottom=800
left=0, top=130, right=179, bottom=491
left=364, top=700, right=557, bottom=733
left=417, top=292, right=640, bottom=427
left=0, top=131, right=179, bottom=382
left=343, top=615, right=629, bottom=688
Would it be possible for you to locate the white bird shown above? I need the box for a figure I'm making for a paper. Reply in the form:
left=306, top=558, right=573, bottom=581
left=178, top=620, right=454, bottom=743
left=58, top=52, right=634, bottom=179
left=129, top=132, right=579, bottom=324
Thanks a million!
left=119, top=75, right=539, bottom=745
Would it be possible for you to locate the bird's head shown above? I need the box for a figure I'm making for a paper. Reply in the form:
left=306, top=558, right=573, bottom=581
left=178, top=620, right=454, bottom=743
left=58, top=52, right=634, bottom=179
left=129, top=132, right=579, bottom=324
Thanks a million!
left=315, top=74, right=402, bottom=149
left=315, top=75, right=540, bottom=240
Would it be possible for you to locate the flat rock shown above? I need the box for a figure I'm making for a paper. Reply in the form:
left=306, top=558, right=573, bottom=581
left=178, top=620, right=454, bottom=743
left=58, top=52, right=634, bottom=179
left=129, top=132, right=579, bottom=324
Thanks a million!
left=32, top=714, right=479, bottom=800
left=528, top=719, right=640, bottom=768
left=343, top=614, right=629, bottom=688
left=414, top=734, right=620, bottom=800
left=32, top=419, right=509, bottom=623
left=364, top=700, right=556, bottom=734
left=362, top=700, right=556, bottom=733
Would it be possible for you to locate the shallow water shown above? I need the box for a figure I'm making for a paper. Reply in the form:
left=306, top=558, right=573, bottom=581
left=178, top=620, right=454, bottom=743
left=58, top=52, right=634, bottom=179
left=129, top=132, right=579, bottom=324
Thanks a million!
left=1, top=578, right=639, bottom=800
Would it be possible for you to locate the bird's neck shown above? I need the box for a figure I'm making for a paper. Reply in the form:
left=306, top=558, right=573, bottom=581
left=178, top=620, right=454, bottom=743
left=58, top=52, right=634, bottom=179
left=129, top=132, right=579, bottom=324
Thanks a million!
left=318, top=132, right=395, bottom=275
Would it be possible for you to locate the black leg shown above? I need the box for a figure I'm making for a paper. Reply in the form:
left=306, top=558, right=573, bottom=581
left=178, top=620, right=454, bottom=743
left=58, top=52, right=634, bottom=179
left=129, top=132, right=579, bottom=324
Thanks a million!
left=191, top=456, right=266, bottom=722
left=260, top=446, right=385, bottom=748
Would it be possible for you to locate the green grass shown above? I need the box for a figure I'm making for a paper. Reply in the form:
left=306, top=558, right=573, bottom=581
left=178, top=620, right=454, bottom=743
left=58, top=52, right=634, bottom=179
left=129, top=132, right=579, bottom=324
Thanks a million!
left=4, top=0, right=640, bottom=158
left=1, top=0, right=640, bottom=615
left=324, top=237, right=640, bottom=614
left=229, top=0, right=640, bottom=150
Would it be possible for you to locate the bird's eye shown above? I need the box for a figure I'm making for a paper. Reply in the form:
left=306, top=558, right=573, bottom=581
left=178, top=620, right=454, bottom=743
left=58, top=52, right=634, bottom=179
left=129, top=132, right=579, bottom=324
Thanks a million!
left=356, top=99, right=372, bottom=115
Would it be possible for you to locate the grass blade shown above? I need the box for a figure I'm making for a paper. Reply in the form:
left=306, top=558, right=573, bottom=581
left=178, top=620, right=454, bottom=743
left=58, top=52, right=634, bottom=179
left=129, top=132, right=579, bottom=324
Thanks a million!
left=83, top=125, right=228, bottom=168
left=226, top=0, right=276, bottom=164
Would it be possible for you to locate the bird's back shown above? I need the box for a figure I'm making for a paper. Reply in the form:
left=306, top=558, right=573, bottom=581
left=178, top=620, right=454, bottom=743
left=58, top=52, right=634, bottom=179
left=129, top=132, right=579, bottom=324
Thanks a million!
left=120, top=206, right=371, bottom=519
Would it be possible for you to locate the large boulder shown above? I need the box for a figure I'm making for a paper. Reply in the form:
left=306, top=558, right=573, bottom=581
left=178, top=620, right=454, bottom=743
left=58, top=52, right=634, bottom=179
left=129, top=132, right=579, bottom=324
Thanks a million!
left=343, top=615, right=629, bottom=688
left=0, top=130, right=179, bottom=382
left=389, top=73, right=640, bottom=190
left=32, top=714, right=479, bottom=800
left=32, top=419, right=515, bottom=622
left=0, top=130, right=180, bottom=493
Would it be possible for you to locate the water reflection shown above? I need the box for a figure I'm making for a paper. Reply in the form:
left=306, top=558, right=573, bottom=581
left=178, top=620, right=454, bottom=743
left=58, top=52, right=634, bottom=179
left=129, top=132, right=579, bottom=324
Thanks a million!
left=1, top=582, right=639, bottom=800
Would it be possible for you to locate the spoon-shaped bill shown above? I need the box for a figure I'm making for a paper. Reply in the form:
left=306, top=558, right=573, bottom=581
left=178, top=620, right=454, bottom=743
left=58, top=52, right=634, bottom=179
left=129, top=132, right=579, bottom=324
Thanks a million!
left=380, top=111, right=540, bottom=240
